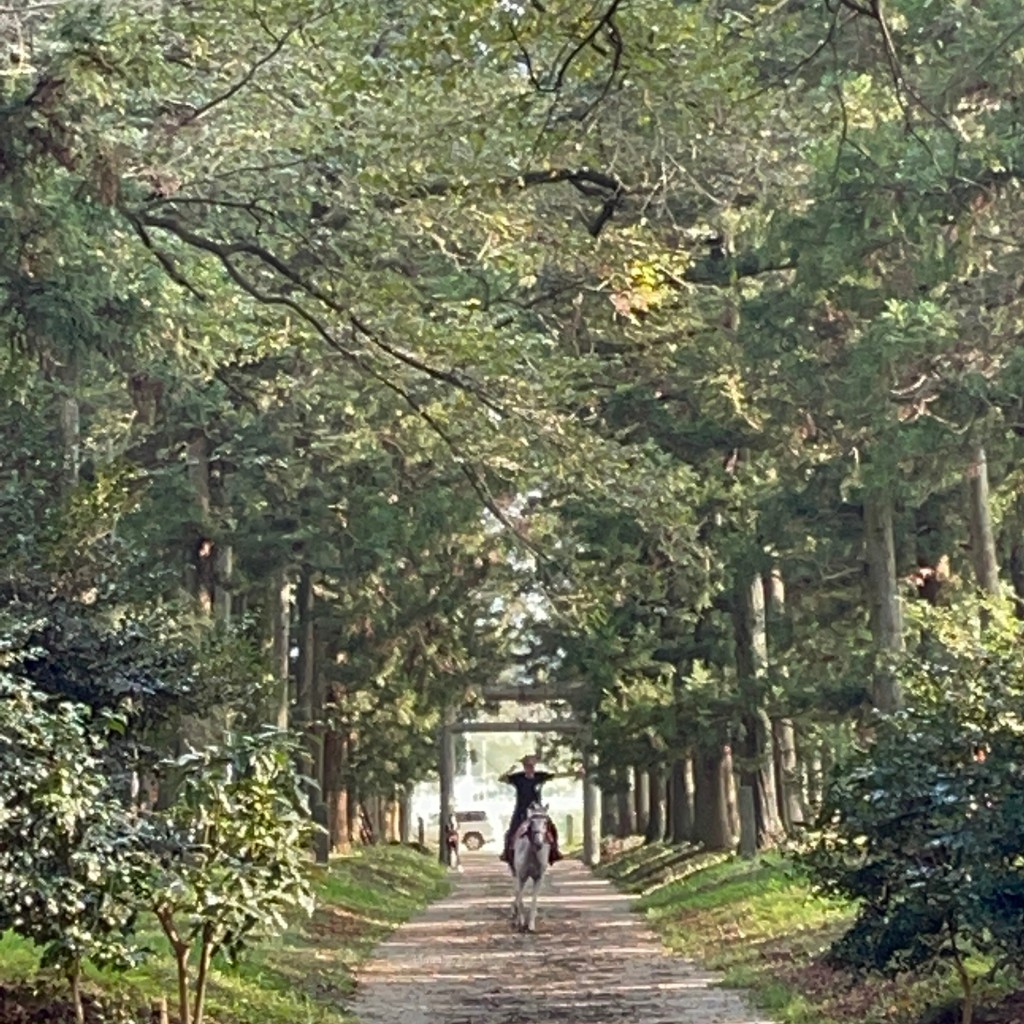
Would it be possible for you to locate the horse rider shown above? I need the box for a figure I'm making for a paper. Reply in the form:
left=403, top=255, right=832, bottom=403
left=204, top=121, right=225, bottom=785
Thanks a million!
left=499, top=754, right=564, bottom=865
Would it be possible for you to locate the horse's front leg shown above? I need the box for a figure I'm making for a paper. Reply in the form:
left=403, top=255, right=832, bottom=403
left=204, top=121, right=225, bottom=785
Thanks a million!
left=527, top=848, right=550, bottom=933
left=527, top=876, right=541, bottom=933
left=511, top=875, right=524, bottom=930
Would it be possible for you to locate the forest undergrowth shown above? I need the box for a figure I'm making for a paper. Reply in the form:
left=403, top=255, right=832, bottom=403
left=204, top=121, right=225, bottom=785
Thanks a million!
left=0, top=845, right=449, bottom=1024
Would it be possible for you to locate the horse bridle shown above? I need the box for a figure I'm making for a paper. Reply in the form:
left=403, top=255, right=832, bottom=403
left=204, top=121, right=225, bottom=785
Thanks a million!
left=526, top=806, right=548, bottom=850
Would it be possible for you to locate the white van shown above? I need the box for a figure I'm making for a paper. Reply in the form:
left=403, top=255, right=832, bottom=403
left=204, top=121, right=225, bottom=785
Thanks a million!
left=454, top=809, right=496, bottom=850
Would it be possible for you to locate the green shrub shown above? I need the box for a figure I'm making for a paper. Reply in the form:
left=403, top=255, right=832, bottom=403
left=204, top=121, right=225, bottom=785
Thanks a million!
left=143, top=730, right=317, bottom=1024
left=801, top=645, right=1024, bottom=1024
left=0, top=676, right=145, bottom=1023
left=0, top=676, right=320, bottom=1024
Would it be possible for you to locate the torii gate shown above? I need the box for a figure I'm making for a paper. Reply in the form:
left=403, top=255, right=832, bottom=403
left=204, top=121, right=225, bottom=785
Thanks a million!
left=437, top=683, right=601, bottom=867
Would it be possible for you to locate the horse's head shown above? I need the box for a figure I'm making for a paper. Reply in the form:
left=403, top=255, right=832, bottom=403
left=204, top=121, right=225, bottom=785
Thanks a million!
left=525, top=802, right=549, bottom=848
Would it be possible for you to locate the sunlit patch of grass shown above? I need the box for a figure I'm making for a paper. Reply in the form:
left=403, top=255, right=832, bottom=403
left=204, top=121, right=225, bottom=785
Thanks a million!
left=0, top=931, right=42, bottom=980
left=0, top=844, right=449, bottom=1023
left=598, top=843, right=1022, bottom=1024
left=633, top=853, right=848, bottom=969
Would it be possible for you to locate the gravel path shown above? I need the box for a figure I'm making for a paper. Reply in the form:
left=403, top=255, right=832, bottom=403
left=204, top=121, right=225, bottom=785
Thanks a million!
left=350, top=852, right=772, bottom=1024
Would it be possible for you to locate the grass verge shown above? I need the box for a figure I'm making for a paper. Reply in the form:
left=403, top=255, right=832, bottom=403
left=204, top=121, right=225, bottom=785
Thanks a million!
left=0, top=843, right=450, bottom=1024
left=598, top=839, right=1023, bottom=1024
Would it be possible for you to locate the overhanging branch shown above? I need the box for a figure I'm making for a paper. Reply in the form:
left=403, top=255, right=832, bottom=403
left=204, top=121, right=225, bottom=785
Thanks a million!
left=125, top=207, right=549, bottom=559
left=132, top=210, right=506, bottom=416
left=382, top=166, right=630, bottom=235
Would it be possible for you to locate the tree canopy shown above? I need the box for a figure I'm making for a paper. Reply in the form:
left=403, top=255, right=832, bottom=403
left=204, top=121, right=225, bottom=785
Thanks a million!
left=3, top=0, right=1024, bottom=912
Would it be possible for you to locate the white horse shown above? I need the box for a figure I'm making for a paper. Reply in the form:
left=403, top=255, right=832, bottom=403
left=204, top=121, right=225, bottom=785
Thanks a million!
left=511, top=802, right=552, bottom=933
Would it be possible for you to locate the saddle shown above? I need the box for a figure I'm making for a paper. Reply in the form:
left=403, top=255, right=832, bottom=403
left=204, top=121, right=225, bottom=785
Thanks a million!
left=505, top=816, right=559, bottom=866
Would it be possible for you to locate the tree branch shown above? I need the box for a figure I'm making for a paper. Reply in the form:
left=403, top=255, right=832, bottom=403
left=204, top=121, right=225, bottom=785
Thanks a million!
left=127, top=218, right=208, bottom=300
left=133, top=210, right=507, bottom=415
left=222, top=259, right=548, bottom=558
left=175, top=26, right=297, bottom=127
left=679, top=253, right=798, bottom=285
left=129, top=209, right=550, bottom=558
left=507, top=18, right=544, bottom=90
left=387, top=165, right=629, bottom=207
left=381, top=165, right=630, bottom=235
left=551, top=0, right=625, bottom=93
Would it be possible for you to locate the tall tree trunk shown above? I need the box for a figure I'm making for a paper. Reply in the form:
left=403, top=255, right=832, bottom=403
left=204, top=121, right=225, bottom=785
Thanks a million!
left=669, top=755, right=694, bottom=843
left=644, top=766, right=665, bottom=844
left=386, top=794, right=399, bottom=843
left=295, top=567, right=315, bottom=726
left=725, top=744, right=740, bottom=840
left=615, top=768, right=635, bottom=837
left=739, top=713, right=782, bottom=845
left=664, top=763, right=674, bottom=843
left=399, top=788, right=412, bottom=844
left=633, top=765, right=650, bottom=835
left=184, top=432, right=214, bottom=615
left=266, top=569, right=291, bottom=729
left=802, top=737, right=824, bottom=818
left=600, top=780, right=618, bottom=837
left=1008, top=492, right=1024, bottom=620
left=438, top=709, right=456, bottom=863
left=733, top=573, right=783, bottom=848
left=323, top=725, right=351, bottom=851
left=56, top=355, right=80, bottom=497
left=773, top=719, right=805, bottom=830
left=668, top=649, right=694, bottom=843
left=582, top=745, right=601, bottom=867
left=810, top=739, right=836, bottom=816
left=1011, top=537, right=1024, bottom=621
left=173, top=430, right=220, bottom=767
left=127, top=371, right=163, bottom=429
left=346, top=780, right=359, bottom=843
left=295, top=566, right=319, bottom=802
left=693, top=744, right=733, bottom=852
left=313, top=633, right=329, bottom=802
left=864, top=489, right=904, bottom=711
left=967, top=444, right=1000, bottom=603
left=763, top=568, right=805, bottom=832
left=213, top=545, right=233, bottom=623
left=370, top=793, right=386, bottom=845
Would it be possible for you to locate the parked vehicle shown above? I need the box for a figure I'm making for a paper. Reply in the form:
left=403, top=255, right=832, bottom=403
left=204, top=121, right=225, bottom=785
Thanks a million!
left=454, top=809, right=495, bottom=850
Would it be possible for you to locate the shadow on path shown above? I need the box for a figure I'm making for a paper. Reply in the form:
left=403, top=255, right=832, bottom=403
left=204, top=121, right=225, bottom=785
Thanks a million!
left=350, top=852, right=772, bottom=1024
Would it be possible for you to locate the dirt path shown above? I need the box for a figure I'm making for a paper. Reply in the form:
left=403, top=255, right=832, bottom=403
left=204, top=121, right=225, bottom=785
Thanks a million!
left=350, top=852, right=772, bottom=1024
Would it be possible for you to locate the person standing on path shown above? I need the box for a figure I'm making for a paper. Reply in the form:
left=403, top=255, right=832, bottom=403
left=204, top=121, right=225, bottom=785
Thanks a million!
left=445, top=813, right=463, bottom=872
